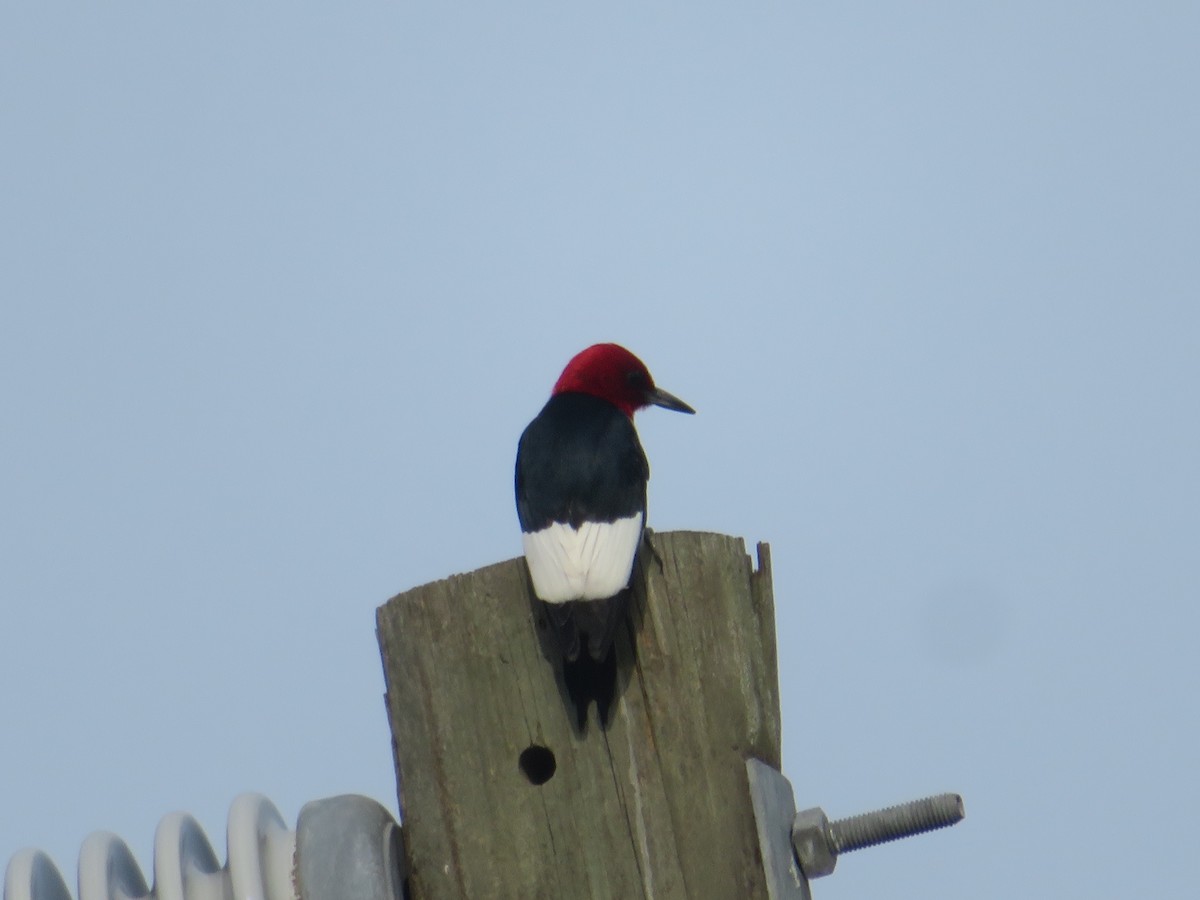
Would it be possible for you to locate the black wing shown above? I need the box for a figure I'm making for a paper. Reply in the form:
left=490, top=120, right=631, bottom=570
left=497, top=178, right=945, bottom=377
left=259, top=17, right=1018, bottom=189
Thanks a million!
left=515, top=392, right=649, bottom=533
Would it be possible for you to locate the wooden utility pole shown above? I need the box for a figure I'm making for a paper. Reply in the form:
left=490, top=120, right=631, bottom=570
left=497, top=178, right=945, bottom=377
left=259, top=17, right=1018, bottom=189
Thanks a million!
left=377, top=530, right=781, bottom=900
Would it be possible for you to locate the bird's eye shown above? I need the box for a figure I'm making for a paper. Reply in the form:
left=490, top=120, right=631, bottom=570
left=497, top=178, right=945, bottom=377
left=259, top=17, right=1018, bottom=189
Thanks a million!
left=626, top=370, right=649, bottom=389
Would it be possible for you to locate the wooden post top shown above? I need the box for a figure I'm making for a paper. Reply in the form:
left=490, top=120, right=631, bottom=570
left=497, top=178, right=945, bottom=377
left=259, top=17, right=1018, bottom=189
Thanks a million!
left=377, top=530, right=781, bottom=900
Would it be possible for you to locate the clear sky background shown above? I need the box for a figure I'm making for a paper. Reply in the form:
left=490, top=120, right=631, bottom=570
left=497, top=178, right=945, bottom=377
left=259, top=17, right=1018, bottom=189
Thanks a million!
left=2, top=5, right=1196, bottom=899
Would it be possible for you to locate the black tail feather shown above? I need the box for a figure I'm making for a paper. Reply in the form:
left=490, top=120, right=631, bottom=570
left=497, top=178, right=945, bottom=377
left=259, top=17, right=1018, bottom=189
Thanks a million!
left=545, top=602, right=582, bottom=662
left=563, top=645, right=618, bottom=731
left=540, top=592, right=631, bottom=730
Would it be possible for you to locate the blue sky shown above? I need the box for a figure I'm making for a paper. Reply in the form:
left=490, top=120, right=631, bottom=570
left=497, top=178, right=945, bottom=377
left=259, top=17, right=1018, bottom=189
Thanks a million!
left=2, top=5, right=1197, bottom=898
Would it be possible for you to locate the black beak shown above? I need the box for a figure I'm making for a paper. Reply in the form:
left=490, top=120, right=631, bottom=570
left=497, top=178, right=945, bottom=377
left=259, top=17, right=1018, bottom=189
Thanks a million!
left=647, top=386, right=695, bottom=415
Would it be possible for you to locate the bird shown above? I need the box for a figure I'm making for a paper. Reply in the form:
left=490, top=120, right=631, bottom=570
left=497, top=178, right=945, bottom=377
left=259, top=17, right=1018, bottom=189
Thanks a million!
left=515, top=343, right=694, bottom=673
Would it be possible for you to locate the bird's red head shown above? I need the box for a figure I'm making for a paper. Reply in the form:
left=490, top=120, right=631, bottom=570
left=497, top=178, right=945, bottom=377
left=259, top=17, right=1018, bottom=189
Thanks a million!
left=552, top=343, right=695, bottom=419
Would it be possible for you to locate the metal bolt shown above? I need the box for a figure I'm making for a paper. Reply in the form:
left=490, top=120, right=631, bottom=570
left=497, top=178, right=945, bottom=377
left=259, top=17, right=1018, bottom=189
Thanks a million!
left=792, top=793, right=964, bottom=879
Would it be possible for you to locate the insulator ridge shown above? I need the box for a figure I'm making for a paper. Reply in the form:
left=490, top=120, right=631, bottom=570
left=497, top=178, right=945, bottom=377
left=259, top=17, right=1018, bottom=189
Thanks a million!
left=3, top=793, right=403, bottom=900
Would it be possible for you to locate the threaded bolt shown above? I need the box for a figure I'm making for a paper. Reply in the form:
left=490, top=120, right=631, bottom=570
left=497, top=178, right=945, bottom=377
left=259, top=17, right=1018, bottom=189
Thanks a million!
left=831, top=792, right=963, bottom=853
left=792, top=793, right=964, bottom=879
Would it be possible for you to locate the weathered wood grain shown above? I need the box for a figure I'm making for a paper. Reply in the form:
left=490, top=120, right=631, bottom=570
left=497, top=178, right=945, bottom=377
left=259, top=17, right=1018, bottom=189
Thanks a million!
left=377, top=530, right=780, bottom=900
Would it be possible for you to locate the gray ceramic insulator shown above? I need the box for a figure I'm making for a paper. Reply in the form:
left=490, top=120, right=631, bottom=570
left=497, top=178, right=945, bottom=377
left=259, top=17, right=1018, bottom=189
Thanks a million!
left=295, top=794, right=406, bottom=900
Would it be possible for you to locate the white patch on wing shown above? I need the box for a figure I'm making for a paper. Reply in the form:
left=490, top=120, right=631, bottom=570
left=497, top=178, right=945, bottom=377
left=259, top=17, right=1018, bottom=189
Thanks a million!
left=522, top=513, right=644, bottom=603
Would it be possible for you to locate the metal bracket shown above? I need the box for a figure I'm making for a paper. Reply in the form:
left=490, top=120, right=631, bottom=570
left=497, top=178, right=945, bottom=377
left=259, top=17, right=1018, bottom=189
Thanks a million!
left=746, top=759, right=812, bottom=900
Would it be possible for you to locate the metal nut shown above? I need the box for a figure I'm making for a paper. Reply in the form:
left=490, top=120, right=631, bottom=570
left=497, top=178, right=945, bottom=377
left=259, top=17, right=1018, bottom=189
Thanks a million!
left=791, top=807, right=837, bottom=878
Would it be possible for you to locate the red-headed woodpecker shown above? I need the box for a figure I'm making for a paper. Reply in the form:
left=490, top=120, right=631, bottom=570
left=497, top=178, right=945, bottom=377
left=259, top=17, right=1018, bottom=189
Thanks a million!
left=515, top=343, right=694, bottom=664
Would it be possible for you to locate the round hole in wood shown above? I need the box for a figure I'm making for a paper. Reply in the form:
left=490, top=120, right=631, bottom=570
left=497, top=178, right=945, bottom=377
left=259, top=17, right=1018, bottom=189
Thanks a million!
left=519, top=745, right=556, bottom=785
